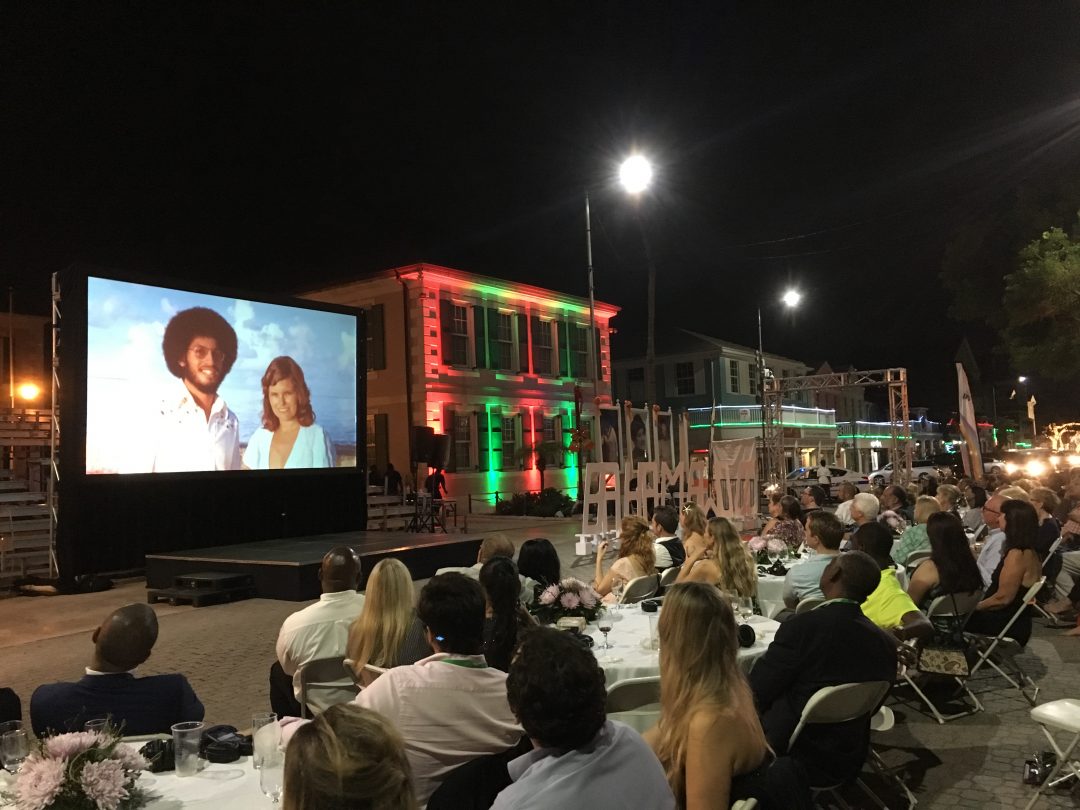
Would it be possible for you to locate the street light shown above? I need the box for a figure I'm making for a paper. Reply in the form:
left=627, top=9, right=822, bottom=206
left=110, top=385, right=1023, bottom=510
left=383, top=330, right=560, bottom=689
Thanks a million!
left=758, top=289, right=802, bottom=486
left=16, top=383, right=39, bottom=401
left=617, top=154, right=658, bottom=405
left=619, top=155, right=653, bottom=195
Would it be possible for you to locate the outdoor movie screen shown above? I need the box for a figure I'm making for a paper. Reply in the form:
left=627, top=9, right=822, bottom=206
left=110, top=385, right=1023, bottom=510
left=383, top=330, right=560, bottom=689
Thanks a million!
left=85, top=276, right=359, bottom=474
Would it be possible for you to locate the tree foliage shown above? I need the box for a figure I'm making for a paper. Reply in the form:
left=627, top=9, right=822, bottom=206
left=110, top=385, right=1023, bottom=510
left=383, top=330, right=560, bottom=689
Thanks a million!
left=1002, top=219, right=1080, bottom=381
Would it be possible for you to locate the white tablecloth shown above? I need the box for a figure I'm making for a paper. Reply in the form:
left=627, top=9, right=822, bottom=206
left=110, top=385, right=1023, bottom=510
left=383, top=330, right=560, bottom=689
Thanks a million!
left=584, top=607, right=779, bottom=685
left=756, top=574, right=788, bottom=618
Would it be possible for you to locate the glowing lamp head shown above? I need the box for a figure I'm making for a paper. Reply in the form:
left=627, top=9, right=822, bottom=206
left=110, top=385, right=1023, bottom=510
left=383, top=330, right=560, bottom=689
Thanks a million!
left=1018, top=376, right=1028, bottom=383
left=16, top=383, right=40, bottom=401
left=619, top=155, right=653, bottom=194
left=781, top=290, right=802, bottom=308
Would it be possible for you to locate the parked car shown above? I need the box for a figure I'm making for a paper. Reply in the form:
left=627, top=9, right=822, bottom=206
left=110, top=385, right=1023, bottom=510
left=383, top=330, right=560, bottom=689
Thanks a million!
left=933, top=451, right=1007, bottom=477
left=869, top=459, right=947, bottom=488
left=785, top=466, right=870, bottom=499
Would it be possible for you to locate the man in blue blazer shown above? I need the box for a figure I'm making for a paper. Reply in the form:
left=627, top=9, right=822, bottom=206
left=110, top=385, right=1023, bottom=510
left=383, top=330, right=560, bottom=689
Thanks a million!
left=31, top=603, right=204, bottom=737
left=749, top=551, right=898, bottom=788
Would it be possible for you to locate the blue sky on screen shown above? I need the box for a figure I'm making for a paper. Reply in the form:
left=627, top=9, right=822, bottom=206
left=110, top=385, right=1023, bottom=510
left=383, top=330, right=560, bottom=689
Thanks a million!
left=86, top=277, right=357, bottom=468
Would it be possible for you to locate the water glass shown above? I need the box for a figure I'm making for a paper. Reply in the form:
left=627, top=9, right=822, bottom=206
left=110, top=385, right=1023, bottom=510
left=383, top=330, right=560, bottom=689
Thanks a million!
left=171, top=721, right=204, bottom=777
left=647, top=611, right=660, bottom=651
left=259, top=750, right=285, bottom=804
left=251, top=712, right=279, bottom=770
left=2, top=729, right=29, bottom=773
left=611, top=579, right=625, bottom=607
left=84, top=718, right=109, bottom=734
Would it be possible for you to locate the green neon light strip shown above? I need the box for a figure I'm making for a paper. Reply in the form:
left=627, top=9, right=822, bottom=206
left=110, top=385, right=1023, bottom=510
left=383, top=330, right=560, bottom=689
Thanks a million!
left=689, top=421, right=837, bottom=429
left=485, top=403, right=495, bottom=472
left=836, top=434, right=913, bottom=440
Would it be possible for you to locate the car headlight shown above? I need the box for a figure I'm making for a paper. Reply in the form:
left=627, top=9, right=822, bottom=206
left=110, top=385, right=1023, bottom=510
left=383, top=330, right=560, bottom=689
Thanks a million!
left=1026, top=460, right=1047, bottom=477
left=1069, top=455, right=1080, bottom=468
left=1005, top=462, right=1018, bottom=474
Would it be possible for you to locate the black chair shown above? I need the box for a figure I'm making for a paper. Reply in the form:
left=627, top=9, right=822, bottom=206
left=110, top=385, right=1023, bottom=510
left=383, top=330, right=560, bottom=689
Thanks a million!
left=426, top=736, right=531, bottom=810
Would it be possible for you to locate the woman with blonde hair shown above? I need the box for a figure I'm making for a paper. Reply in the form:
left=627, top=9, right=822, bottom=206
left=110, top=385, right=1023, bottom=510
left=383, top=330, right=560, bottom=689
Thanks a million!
left=680, top=502, right=709, bottom=559
left=677, top=517, right=757, bottom=599
left=935, top=483, right=962, bottom=517
left=346, top=558, right=431, bottom=683
left=644, top=583, right=770, bottom=808
left=284, top=703, right=417, bottom=810
left=594, top=516, right=655, bottom=603
left=890, top=495, right=941, bottom=566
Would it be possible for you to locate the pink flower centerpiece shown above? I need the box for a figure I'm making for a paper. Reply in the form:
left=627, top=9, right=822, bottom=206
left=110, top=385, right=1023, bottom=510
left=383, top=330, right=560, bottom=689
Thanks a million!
left=3, top=725, right=149, bottom=810
left=531, top=577, right=603, bottom=624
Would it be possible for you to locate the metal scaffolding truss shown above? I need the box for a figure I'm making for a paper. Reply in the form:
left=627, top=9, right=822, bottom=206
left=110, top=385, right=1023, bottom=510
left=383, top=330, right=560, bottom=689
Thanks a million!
left=47, top=272, right=60, bottom=577
left=764, top=367, right=912, bottom=488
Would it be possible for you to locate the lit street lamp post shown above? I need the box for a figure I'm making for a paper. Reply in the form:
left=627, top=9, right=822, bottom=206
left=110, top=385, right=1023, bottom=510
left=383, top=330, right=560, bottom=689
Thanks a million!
left=618, top=155, right=656, bottom=403
left=757, top=289, right=801, bottom=486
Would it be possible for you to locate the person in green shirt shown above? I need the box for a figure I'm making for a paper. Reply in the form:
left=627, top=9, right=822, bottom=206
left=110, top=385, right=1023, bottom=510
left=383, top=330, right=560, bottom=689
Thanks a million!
left=889, top=496, right=943, bottom=566
left=850, top=522, right=934, bottom=644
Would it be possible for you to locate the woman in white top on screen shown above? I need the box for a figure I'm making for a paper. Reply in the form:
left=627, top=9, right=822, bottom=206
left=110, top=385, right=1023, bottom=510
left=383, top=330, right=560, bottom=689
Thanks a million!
left=244, top=356, right=335, bottom=469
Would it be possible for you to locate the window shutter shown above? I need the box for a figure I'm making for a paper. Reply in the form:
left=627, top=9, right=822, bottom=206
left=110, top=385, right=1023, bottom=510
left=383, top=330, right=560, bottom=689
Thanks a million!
left=439, top=300, right=454, bottom=365
left=517, top=313, right=528, bottom=372
left=558, top=321, right=570, bottom=377
left=487, top=309, right=501, bottom=370
left=477, top=410, right=490, bottom=471
left=444, top=407, right=457, bottom=472
left=472, top=306, right=486, bottom=369
left=367, top=304, right=386, bottom=370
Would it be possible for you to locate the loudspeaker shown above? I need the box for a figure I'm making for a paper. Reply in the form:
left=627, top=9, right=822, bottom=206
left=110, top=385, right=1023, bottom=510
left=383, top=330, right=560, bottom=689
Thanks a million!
left=412, top=426, right=435, bottom=464
left=429, top=434, right=452, bottom=470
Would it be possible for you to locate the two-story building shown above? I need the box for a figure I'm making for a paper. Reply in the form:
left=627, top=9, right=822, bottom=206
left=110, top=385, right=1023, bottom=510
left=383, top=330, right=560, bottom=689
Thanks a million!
left=303, top=263, right=618, bottom=504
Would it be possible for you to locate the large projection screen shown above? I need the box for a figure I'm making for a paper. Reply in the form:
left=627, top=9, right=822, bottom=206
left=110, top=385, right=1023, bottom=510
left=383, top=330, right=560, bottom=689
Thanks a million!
left=56, top=268, right=366, bottom=577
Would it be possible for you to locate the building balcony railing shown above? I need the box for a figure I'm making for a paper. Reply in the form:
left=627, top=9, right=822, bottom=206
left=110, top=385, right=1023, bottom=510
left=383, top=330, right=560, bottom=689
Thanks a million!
left=687, top=404, right=836, bottom=430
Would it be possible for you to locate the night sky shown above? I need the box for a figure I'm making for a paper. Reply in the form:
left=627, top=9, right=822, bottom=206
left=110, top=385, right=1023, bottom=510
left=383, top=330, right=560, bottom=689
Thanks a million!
left=4, top=3, right=1080, bottom=418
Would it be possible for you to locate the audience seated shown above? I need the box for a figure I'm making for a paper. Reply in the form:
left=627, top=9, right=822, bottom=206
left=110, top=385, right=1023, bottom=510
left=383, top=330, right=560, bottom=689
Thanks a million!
left=515, top=538, right=561, bottom=604
left=966, top=500, right=1043, bottom=646
left=890, top=495, right=942, bottom=565
left=645, top=583, right=771, bottom=809
left=783, top=513, right=843, bottom=609
left=651, top=505, right=685, bottom=570
left=977, top=489, right=1025, bottom=587
left=31, top=603, right=203, bottom=736
left=849, top=523, right=933, bottom=644
left=749, top=552, right=898, bottom=787
left=679, top=503, right=709, bottom=559
left=593, top=516, right=655, bottom=603
left=355, top=573, right=521, bottom=805
left=272, top=546, right=365, bottom=716
left=761, top=494, right=805, bottom=551
left=479, top=557, right=536, bottom=672
left=676, top=516, right=757, bottom=599
left=284, top=703, right=416, bottom=810
left=1030, top=487, right=1062, bottom=559
left=492, top=627, right=675, bottom=809
left=881, top=485, right=914, bottom=523
left=907, top=512, right=984, bottom=609
left=0, top=687, right=21, bottom=724
left=346, top=558, right=432, bottom=685
left=960, top=481, right=988, bottom=531
left=436, top=533, right=514, bottom=580
left=936, top=483, right=962, bottom=518
left=798, top=486, right=826, bottom=526
left=832, top=482, right=860, bottom=526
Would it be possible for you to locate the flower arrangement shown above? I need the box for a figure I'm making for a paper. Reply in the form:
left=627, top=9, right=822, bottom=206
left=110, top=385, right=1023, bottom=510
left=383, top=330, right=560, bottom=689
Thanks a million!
left=748, top=536, right=787, bottom=566
left=879, top=510, right=908, bottom=535
left=3, top=727, right=149, bottom=810
left=530, top=577, right=603, bottom=624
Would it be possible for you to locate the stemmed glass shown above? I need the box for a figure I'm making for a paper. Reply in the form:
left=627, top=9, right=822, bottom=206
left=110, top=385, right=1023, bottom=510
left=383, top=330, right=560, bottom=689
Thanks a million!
left=259, top=750, right=285, bottom=804
left=595, top=609, right=622, bottom=664
left=611, top=578, right=625, bottom=609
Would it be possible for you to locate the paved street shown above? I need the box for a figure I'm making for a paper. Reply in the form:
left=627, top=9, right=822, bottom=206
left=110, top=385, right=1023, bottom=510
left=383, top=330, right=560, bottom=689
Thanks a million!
left=3, top=516, right=1079, bottom=808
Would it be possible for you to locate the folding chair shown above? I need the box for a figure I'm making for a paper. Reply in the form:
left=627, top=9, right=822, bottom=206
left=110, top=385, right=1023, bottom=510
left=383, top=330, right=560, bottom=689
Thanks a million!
left=731, top=800, right=758, bottom=810
left=787, top=680, right=893, bottom=809
left=606, top=675, right=661, bottom=733
left=1031, top=537, right=1068, bottom=625
left=966, top=577, right=1046, bottom=706
left=904, top=550, right=931, bottom=573
left=620, top=573, right=659, bottom=604
left=658, top=565, right=681, bottom=592
left=298, top=657, right=360, bottom=718
left=896, top=589, right=984, bottom=724
left=795, top=596, right=824, bottom=614
left=868, top=706, right=918, bottom=809
left=1023, top=698, right=1080, bottom=810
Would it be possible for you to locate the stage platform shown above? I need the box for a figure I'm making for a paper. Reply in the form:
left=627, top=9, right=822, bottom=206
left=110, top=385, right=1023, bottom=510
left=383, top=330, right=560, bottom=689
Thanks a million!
left=145, top=530, right=483, bottom=601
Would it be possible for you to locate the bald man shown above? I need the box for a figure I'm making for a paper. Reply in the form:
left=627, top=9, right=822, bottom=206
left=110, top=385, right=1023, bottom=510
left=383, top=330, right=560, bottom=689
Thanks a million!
left=272, top=546, right=364, bottom=716
left=30, top=603, right=203, bottom=736
left=435, top=533, right=515, bottom=580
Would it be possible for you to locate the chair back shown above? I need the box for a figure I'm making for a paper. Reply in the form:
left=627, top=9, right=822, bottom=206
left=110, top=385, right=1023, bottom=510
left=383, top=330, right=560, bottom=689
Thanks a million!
left=1043, top=536, right=1064, bottom=568
left=620, top=574, right=659, bottom=604
left=787, top=680, right=891, bottom=751
left=795, top=596, right=824, bottom=614
left=658, top=565, right=681, bottom=590
left=299, top=657, right=360, bottom=718
left=360, top=663, right=388, bottom=688
left=905, top=549, right=932, bottom=569
left=606, top=676, right=661, bottom=733
left=925, top=588, right=983, bottom=631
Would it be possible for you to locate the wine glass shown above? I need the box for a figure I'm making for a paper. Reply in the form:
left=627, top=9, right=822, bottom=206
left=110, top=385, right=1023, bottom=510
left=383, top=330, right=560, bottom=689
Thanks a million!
left=611, top=578, right=625, bottom=608
left=2, top=729, right=29, bottom=773
left=259, top=751, right=285, bottom=804
left=597, top=612, right=613, bottom=649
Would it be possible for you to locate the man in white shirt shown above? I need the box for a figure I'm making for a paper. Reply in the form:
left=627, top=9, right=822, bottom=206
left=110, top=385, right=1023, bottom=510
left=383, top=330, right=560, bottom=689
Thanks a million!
left=817, top=459, right=832, bottom=497
left=977, top=491, right=1021, bottom=588
left=650, top=505, right=684, bottom=570
left=435, top=534, right=514, bottom=580
left=833, top=482, right=859, bottom=526
left=357, top=573, right=522, bottom=805
left=150, top=307, right=242, bottom=472
left=271, top=547, right=364, bottom=716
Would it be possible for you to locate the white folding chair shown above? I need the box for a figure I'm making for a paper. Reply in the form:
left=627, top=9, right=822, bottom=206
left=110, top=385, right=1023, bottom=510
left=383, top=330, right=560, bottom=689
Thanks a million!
left=1032, top=537, right=1067, bottom=625
left=298, top=657, right=360, bottom=718
left=795, top=596, right=824, bottom=614
left=1023, top=698, right=1080, bottom=809
left=904, top=550, right=932, bottom=572
left=620, top=574, right=659, bottom=604
left=658, top=565, right=681, bottom=591
left=787, top=680, right=893, bottom=808
left=868, top=706, right=918, bottom=809
left=896, top=589, right=984, bottom=724
left=966, top=577, right=1046, bottom=706
left=605, top=675, right=661, bottom=733
left=731, top=800, right=758, bottom=810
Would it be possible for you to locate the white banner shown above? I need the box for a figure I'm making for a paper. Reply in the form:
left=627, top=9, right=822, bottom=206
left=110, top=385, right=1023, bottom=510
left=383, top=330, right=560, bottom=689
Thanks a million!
left=710, top=438, right=759, bottom=520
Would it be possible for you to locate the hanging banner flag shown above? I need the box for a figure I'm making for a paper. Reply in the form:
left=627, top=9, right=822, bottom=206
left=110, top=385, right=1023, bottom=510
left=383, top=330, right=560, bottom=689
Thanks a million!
left=956, top=363, right=984, bottom=480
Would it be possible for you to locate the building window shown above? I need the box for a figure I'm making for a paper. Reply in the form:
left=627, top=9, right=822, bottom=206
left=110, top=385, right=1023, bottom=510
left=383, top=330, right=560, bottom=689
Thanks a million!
left=729, top=359, right=740, bottom=394
left=541, top=416, right=561, bottom=466
left=675, top=361, right=695, bottom=396
left=450, top=305, right=470, bottom=366
left=493, top=312, right=514, bottom=370
left=454, top=413, right=472, bottom=469
left=569, top=325, right=589, bottom=378
left=501, top=416, right=517, bottom=469
left=748, top=361, right=758, bottom=395
left=532, top=320, right=554, bottom=375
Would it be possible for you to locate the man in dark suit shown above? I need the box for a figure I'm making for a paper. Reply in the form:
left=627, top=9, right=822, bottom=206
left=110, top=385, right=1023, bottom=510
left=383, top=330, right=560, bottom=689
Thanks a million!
left=31, top=603, right=203, bottom=736
left=749, top=551, right=897, bottom=787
